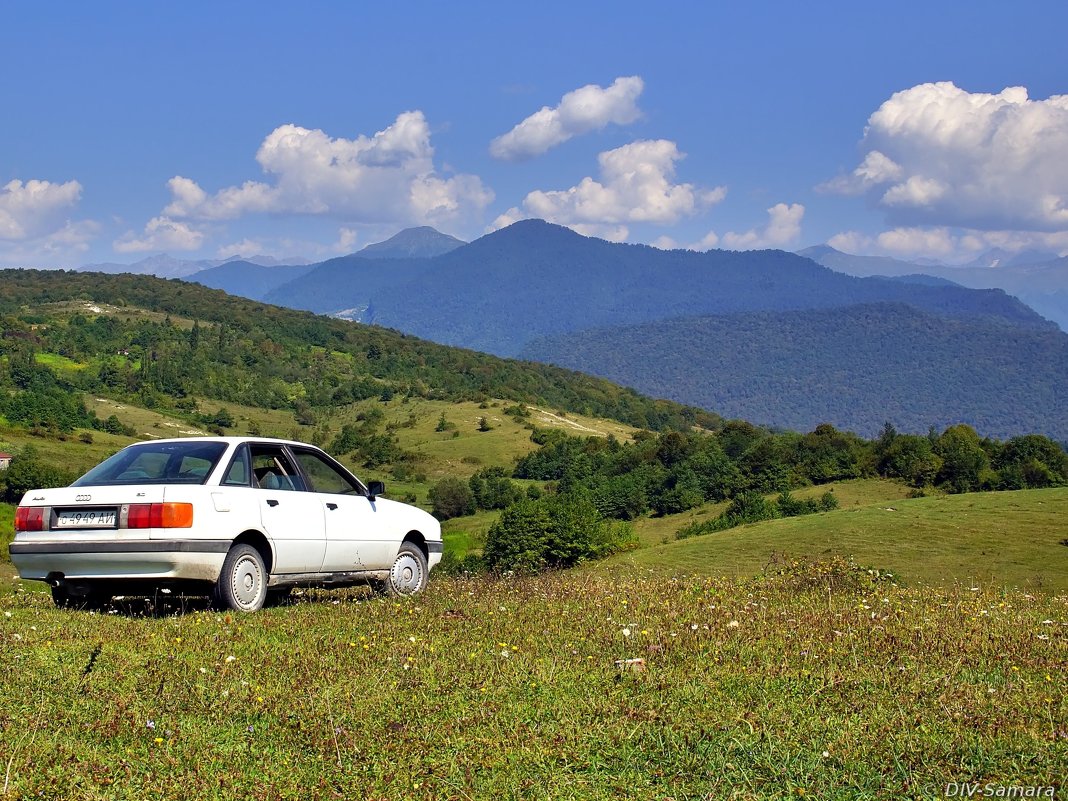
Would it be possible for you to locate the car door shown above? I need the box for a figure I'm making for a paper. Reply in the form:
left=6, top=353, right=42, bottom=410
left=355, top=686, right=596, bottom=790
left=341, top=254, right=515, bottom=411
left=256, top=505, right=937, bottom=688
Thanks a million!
left=249, top=444, right=326, bottom=574
left=289, top=447, right=386, bottom=572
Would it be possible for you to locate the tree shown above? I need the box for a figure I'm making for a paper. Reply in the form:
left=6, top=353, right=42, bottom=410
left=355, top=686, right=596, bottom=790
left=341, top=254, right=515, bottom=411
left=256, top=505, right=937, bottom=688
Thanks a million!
left=483, top=499, right=554, bottom=572
left=428, top=477, right=475, bottom=520
left=994, top=434, right=1068, bottom=489
left=880, top=434, right=942, bottom=487
left=2, top=446, right=72, bottom=502
left=478, top=416, right=492, bottom=432
left=936, top=424, right=989, bottom=493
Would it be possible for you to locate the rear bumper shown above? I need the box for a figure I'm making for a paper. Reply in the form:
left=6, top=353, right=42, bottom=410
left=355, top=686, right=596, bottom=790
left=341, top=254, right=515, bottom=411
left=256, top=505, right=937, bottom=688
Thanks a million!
left=8, top=539, right=230, bottom=583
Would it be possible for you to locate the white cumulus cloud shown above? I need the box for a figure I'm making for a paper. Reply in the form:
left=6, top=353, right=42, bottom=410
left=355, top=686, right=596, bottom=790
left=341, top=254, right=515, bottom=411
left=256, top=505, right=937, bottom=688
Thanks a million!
left=159, top=112, right=493, bottom=228
left=0, top=178, right=83, bottom=240
left=215, top=238, right=266, bottom=260
left=719, top=203, right=805, bottom=250
left=821, top=82, right=1068, bottom=232
left=0, top=178, right=99, bottom=266
left=492, top=139, right=725, bottom=241
left=114, top=216, right=205, bottom=253
left=829, top=226, right=1068, bottom=261
left=490, top=76, right=644, bottom=161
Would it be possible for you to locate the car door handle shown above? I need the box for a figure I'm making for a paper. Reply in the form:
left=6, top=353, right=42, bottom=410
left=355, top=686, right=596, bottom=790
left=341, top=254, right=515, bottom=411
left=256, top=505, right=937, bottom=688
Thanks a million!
left=266, top=499, right=279, bottom=507
left=326, top=503, right=338, bottom=510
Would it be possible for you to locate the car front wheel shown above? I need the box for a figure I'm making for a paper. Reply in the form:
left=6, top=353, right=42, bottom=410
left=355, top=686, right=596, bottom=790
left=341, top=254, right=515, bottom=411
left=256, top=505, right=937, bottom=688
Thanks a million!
left=382, top=542, right=429, bottom=596
left=214, top=544, right=268, bottom=612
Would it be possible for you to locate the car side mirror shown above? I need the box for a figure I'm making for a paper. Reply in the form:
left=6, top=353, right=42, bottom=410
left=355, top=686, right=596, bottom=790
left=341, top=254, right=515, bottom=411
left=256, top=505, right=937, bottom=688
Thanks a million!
left=367, top=480, right=385, bottom=500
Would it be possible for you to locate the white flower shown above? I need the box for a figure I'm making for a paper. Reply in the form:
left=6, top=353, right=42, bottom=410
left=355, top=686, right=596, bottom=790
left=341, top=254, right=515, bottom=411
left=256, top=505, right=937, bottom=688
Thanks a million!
left=727, top=620, right=740, bottom=629
left=3, top=612, right=11, bottom=618
left=225, top=655, right=236, bottom=663
left=621, top=628, right=631, bottom=637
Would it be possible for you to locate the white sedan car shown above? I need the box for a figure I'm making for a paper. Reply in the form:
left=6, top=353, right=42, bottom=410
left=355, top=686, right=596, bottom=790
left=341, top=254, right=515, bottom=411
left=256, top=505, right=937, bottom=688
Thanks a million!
left=9, top=437, right=442, bottom=611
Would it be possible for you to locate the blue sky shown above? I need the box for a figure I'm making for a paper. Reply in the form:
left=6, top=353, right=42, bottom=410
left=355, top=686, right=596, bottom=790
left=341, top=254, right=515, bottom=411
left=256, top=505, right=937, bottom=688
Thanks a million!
left=2, top=0, right=1066, bottom=266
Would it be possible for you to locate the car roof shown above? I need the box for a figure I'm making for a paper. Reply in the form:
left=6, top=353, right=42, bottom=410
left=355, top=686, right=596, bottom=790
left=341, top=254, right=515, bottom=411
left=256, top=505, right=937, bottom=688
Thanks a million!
left=127, top=436, right=319, bottom=449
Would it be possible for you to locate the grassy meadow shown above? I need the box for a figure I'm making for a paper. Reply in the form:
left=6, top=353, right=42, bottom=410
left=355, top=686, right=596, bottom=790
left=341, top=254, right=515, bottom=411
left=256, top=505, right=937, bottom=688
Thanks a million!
left=3, top=388, right=1067, bottom=798
left=0, top=572, right=1064, bottom=801
left=602, top=488, right=1068, bottom=592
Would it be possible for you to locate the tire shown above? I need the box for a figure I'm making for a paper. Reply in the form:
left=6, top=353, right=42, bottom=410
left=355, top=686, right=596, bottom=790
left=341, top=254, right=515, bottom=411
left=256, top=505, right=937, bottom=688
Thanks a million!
left=214, top=544, right=268, bottom=612
left=382, top=542, right=429, bottom=597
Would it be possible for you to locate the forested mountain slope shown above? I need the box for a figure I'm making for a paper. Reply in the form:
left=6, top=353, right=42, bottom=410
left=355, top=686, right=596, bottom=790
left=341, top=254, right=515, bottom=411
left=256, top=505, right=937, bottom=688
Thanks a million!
left=521, top=302, right=1068, bottom=440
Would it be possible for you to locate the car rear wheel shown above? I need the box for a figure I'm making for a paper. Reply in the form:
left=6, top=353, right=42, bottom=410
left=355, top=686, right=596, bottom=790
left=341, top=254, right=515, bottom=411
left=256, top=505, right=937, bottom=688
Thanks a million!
left=214, top=544, right=268, bottom=612
left=381, top=542, right=429, bottom=596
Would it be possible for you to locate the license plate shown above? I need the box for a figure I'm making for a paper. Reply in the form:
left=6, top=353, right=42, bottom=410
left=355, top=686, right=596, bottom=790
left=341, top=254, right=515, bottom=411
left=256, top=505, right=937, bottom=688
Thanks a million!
left=54, top=509, right=117, bottom=529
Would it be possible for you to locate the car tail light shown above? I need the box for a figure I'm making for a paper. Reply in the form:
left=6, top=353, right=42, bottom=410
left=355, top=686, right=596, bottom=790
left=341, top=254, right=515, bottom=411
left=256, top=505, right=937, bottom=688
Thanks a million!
left=14, top=507, right=45, bottom=532
left=126, top=502, right=194, bottom=529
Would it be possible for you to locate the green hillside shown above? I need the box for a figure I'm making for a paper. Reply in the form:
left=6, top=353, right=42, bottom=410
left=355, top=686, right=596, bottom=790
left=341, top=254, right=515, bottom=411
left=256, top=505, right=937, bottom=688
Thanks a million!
left=599, top=487, right=1068, bottom=591
left=0, top=268, right=717, bottom=433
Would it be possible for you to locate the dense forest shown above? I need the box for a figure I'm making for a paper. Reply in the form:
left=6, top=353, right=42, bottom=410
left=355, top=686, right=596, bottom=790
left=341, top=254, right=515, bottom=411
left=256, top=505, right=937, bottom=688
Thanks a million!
left=522, top=302, right=1068, bottom=441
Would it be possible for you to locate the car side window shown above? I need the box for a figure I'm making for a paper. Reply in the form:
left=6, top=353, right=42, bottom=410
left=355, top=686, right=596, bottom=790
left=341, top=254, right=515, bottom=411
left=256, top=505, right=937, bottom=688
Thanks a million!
left=250, top=445, right=306, bottom=492
left=292, top=450, right=361, bottom=495
left=222, top=444, right=251, bottom=487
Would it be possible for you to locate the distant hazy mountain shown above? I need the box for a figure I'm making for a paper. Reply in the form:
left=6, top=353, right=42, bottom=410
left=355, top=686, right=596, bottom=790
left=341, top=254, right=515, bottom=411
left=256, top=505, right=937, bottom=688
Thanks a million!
left=78, top=254, right=221, bottom=279
left=353, top=226, right=465, bottom=259
left=800, top=244, right=1068, bottom=330
left=264, top=220, right=1054, bottom=356
left=191, top=261, right=318, bottom=301
left=521, top=302, right=1068, bottom=441
left=183, top=227, right=464, bottom=303
left=77, top=253, right=311, bottom=280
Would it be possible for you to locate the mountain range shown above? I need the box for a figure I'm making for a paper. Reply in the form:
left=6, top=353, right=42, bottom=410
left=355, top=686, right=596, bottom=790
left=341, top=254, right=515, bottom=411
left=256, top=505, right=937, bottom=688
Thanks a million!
left=799, top=245, right=1068, bottom=331
left=254, top=220, right=1052, bottom=356
left=63, top=221, right=1068, bottom=439
left=77, top=252, right=312, bottom=279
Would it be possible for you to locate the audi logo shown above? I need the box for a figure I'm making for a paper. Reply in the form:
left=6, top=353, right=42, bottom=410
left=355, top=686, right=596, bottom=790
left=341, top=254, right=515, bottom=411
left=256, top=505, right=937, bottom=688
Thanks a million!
left=75, top=494, right=92, bottom=502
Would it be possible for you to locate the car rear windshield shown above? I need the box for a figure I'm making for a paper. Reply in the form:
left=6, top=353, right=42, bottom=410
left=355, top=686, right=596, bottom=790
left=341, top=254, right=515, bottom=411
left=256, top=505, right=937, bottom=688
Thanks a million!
left=72, top=441, right=229, bottom=486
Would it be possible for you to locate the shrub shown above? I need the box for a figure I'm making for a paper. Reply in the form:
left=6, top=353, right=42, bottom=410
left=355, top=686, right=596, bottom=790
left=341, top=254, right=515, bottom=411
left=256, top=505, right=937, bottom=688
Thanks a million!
left=428, top=477, right=475, bottom=520
left=483, top=493, right=632, bottom=572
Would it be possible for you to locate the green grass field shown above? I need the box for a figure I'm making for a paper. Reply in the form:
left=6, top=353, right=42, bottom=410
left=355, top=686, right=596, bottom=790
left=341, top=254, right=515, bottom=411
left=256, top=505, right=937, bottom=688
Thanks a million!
left=600, top=487, right=1068, bottom=592
left=0, top=574, right=1062, bottom=800
left=3, top=396, right=1067, bottom=797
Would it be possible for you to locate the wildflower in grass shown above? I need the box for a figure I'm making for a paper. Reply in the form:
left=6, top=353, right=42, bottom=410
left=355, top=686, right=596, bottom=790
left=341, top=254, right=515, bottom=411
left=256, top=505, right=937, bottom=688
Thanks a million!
left=225, top=655, right=236, bottom=663
left=727, top=620, right=740, bottom=629
left=622, top=628, right=631, bottom=637
left=154, top=737, right=163, bottom=745
left=3, top=611, right=11, bottom=618
left=146, top=720, right=156, bottom=730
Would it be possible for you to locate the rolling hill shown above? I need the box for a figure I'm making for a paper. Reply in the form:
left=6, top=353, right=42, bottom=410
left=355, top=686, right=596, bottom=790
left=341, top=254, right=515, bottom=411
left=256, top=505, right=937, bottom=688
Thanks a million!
left=520, top=302, right=1068, bottom=440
